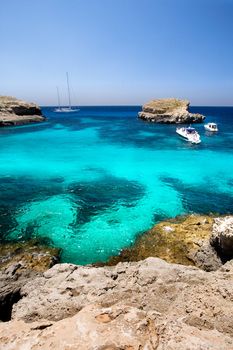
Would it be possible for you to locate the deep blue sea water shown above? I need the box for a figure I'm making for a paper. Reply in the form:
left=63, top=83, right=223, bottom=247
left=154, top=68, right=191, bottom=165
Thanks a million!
left=0, top=106, right=233, bottom=264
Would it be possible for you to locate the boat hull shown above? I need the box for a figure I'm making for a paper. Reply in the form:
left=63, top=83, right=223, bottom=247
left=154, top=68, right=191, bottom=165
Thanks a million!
left=204, top=125, right=218, bottom=132
left=54, top=108, right=80, bottom=113
left=176, top=128, right=201, bottom=144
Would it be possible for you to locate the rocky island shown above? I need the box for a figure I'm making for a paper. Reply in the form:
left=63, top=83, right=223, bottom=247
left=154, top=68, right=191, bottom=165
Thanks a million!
left=0, top=96, right=45, bottom=126
left=138, top=98, right=205, bottom=124
left=0, top=215, right=233, bottom=349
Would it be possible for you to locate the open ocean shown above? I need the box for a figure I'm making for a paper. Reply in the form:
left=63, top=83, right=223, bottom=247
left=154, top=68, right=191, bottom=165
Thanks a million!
left=0, top=106, right=233, bottom=264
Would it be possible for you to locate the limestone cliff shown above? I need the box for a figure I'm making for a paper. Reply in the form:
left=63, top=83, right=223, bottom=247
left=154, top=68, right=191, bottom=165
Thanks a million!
left=0, top=96, right=45, bottom=126
left=138, top=98, right=205, bottom=124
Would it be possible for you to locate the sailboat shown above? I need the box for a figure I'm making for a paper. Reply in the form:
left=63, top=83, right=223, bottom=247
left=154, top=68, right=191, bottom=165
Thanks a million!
left=54, top=72, right=79, bottom=113
left=54, top=86, right=62, bottom=112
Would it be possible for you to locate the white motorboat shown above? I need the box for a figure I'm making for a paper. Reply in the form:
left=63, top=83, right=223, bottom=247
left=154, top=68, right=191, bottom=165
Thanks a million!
left=54, top=73, right=80, bottom=113
left=176, top=126, right=201, bottom=144
left=204, top=122, right=218, bottom=132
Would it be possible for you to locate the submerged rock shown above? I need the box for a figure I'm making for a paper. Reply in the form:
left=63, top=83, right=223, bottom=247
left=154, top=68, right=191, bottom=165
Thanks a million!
left=106, top=214, right=222, bottom=271
left=0, top=95, right=45, bottom=126
left=1, top=257, right=233, bottom=349
left=138, top=98, right=205, bottom=124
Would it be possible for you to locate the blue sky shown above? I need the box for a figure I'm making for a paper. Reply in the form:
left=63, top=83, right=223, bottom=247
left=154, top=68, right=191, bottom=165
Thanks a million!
left=1, top=0, right=233, bottom=105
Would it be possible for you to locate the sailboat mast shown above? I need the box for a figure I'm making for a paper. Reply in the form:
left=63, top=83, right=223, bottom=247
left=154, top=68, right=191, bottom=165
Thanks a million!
left=56, top=86, right=61, bottom=109
left=66, top=72, right=71, bottom=109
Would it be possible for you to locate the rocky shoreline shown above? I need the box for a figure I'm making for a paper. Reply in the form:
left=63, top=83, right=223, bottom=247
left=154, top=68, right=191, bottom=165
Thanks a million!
left=105, top=214, right=233, bottom=272
left=0, top=215, right=233, bottom=349
left=0, top=96, right=45, bottom=126
left=138, top=98, right=205, bottom=124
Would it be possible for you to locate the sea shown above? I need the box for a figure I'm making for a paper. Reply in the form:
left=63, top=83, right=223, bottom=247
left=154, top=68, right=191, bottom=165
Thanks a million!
left=0, top=106, right=233, bottom=264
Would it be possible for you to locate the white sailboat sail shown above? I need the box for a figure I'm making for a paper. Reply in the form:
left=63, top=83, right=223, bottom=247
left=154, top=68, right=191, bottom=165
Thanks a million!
left=54, top=72, right=79, bottom=113
left=54, top=87, right=62, bottom=112
left=66, top=72, right=72, bottom=111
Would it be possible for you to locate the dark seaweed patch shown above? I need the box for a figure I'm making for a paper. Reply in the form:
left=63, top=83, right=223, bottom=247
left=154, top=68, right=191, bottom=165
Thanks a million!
left=68, top=175, right=145, bottom=225
left=0, top=173, right=145, bottom=242
left=161, top=176, right=233, bottom=215
left=0, top=176, right=63, bottom=206
left=0, top=176, right=64, bottom=241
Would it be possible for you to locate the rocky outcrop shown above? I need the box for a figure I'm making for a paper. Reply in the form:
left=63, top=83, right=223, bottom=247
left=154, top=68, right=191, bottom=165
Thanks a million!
left=211, top=216, right=233, bottom=262
left=0, top=240, right=60, bottom=322
left=1, top=258, right=233, bottom=349
left=138, top=98, right=205, bottom=124
left=106, top=215, right=222, bottom=271
left=0, top=96, right=45, bottom=126
left=0, top=240, right=60, bottom=272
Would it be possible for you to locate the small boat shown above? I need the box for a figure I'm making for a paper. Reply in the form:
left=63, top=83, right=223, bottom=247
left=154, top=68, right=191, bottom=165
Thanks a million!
left=204, top=122, right=218, bottom=132
left=176, top=126, right=201, bottom=144
left=54, top=73, right=80, bottom=113
left=54, top=106, right=79, bottom=113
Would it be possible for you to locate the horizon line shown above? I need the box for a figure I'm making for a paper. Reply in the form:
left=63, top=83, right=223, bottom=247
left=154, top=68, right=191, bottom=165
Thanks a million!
left=40, top=104, right=233, bottom=108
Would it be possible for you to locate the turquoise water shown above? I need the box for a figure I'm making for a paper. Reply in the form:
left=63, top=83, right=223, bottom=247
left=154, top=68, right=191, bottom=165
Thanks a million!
left=0, top=106, right=233, bottom=264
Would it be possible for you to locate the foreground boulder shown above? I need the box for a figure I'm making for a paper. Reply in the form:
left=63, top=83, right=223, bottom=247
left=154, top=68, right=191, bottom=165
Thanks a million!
left=0, top=96, right=45, bottom=126
left=138, top=98, right=205, bottom=124
left=1, top=258, right=233, bottom=349
left=211, top=216, right=233, bottom=261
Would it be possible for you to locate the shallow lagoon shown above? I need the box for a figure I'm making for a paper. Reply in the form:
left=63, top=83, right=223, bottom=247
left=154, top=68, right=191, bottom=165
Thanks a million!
left=0, top=106, right=233, bottom=264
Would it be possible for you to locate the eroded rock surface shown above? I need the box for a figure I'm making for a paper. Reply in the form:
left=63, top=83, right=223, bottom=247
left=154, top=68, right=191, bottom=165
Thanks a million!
left=0, top=96, right=45, bottom=126
left=0, top=240, right=60, bottom=322
left=1, top=258, right=233, bottom=349
left=211, top=216, right=233, bottom=261
left=138, top=98, right=205, bottom=124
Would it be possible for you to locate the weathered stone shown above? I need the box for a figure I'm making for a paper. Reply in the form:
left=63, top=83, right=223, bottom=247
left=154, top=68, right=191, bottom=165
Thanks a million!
left=0, top=257, right=232, bottom=349
left=0, top=304, right=159, bottom=350
left=0, top=240, right=60, bottom=322
left=211, top=216, right=233, bottom=261
left=0, top=95, right=45, bottom=126
left=138, top=98, right=205, bottom=124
